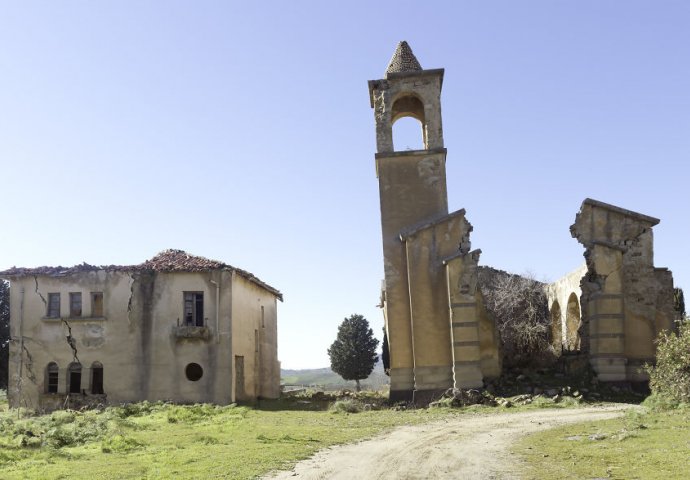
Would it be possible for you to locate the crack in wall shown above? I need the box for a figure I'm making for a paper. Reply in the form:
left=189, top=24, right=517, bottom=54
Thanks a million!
left=61, top=318, right=80, bottom=364
left=33, top=276, right=47, bottom=306
left=127, top=274, right=135, bottom=328
left=21, top=343, right=37, bottom=384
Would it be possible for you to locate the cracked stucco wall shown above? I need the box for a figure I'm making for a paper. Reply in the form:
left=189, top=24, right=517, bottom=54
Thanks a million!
left=4, top=268, right=279, bottom=410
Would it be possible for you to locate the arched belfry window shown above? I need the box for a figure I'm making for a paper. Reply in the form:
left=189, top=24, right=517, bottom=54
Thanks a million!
left=391, top=94, right=426, bottom=151
left=46, top=362, right=59, bottom=394
left=91, top=361, right=104, bottom=394
left=68, top=362, right=82, bottom=394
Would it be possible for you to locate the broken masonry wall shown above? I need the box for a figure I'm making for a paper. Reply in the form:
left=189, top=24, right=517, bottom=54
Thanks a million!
left=571, top=198, right=676, bottom=383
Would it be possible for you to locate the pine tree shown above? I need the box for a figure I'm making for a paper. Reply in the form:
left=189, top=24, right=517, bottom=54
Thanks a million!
left=327, top=314, right=379, bottom=391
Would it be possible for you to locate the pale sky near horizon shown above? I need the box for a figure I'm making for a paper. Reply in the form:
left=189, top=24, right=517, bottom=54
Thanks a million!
left=1, top=1, right=688, bottom=369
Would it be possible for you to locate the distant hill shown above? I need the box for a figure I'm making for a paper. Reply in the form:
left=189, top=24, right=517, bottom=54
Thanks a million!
left=281, top=359, right=389, bottom=391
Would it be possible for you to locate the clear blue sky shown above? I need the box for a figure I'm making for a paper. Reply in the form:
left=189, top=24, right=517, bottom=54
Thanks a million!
left=1, top=1, right=688, bottom=368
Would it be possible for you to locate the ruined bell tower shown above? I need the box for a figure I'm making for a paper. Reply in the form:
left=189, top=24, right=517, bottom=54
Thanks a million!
left=369, top=42, right=500, bottom=402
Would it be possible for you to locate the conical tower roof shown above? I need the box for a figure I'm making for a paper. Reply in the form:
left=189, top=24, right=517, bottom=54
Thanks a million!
left=385, top=41, right=422, bottom=75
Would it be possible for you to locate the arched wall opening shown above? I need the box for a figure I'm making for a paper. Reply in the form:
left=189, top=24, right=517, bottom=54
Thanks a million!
left=91, top=361, right=104, bottom=394
left=68, top=362, right=82, bottom=394
left=391, top=94, right=426, bottom=151
left=566, top=293, right=581, bottom=351
left=45, top=362, right=59, bottom=394
left=550, top=301, right=562, bottom=352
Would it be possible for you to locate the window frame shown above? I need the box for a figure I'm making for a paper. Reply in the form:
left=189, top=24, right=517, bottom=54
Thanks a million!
left=69, top=292, right=82, bottom=317
left=183, top=292, right=204, bottom=327
left=47, top=293, right=61, bottom=318
left=91, top=291, right=104, bottom=317
left=46, top=362, right=59, bottom=394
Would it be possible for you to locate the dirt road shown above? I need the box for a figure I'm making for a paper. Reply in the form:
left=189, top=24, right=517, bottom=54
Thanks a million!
left=264, top=404, right=633, bottom=480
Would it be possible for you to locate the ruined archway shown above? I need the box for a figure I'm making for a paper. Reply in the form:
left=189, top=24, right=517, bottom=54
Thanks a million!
left=565, top=293, right=581, bottom=351
left=550, top=301, right=562, bottom=352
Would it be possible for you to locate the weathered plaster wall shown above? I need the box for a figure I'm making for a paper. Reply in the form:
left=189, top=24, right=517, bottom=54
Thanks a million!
left=231, top=275, right=280, bottom=401
left=402, top=211, right=469, bottom=392
left=376, top=150, right=449, bottom=397
left=5, top=267, right=279, bottom=410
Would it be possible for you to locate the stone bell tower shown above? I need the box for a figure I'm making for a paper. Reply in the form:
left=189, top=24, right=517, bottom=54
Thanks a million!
left=369, top=42, right=500, bottom=402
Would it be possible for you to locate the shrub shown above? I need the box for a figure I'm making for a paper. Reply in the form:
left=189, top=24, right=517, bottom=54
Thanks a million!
left=329, top=399, right=362, bottom=414
left=101, top=434, right=144, bottom=453
left=645, top=322, right=690, bottom=407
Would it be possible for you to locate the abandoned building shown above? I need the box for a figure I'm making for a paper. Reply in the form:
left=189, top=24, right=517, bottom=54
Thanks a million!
left=371, top=42, right=677, bottom=401
left=370, top=41, right=501, bottom=403
left=569, top=199, right=676, bottom=383
left=0, top=249, right=282, bottom=410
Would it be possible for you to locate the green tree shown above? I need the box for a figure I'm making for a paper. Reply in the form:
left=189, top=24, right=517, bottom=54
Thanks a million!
left=0, top=280, right=9, bottom=389
left=327, top=314, right=379, bottom=391
left=381, top=327, right=390, bottom=376
left=646, top=322, right=690, bottom=406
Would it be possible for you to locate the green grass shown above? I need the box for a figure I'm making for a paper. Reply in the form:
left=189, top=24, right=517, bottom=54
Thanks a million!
left=515, top=404, right=690, bottom=479
left=0, top=396, right=452, bottom=480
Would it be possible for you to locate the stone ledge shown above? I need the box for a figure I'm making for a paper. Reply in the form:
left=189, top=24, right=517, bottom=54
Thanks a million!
left=173, top=325, right=212, bottom=341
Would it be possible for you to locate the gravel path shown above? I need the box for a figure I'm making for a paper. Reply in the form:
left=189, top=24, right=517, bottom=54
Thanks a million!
left=263, top=404, right=634, bottom=480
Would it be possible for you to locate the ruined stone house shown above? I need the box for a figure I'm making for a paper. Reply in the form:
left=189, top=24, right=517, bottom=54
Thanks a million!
left=0, top=249, right=282, bottom=410
left=370, top=42, right=501, bottom=403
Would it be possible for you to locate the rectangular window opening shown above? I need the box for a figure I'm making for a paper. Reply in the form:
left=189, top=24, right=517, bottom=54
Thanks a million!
left=47, top=368, right=59, bottom=394
left=69, top=370, right=81, bottom=394
left=47, top=293, right=60, bottom=318
left=183, top=292, right=204, bottom=326
left=91, top=292, right=104, bottom=317
left=261, top=305, right=265, bottom=328
left=69, top=292, right=82, bottom=317
left=92, top=367, right=104, bottom=394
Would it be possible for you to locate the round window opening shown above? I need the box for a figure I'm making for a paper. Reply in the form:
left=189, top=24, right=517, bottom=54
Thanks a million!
left=185, top=363, right=203, bottom=381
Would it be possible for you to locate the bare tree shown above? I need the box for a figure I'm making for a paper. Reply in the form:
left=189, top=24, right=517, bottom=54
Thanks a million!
left=478, top=268, right=553, bottom=367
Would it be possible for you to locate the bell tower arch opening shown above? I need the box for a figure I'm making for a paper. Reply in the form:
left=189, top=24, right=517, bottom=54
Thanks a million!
left=392, top=94, right=426, bottom=151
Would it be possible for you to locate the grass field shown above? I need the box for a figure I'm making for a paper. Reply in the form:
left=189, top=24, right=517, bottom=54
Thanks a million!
left=516, top=402, right=690, bottom=479
left=0, top=393, right=449, bottom=480
left=3, top=388, right=688, bottom=480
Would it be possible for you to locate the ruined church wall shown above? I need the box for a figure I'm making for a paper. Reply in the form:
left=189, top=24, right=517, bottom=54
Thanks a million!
left=403, top=214, right=468, bottom=390
left=572, top=199, right=675, bottom=383
left=476, top=290, right=501, bottom=379
left=546, top=263, right=587, bottom=349
left=376, top=150, right=449, bottom=396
